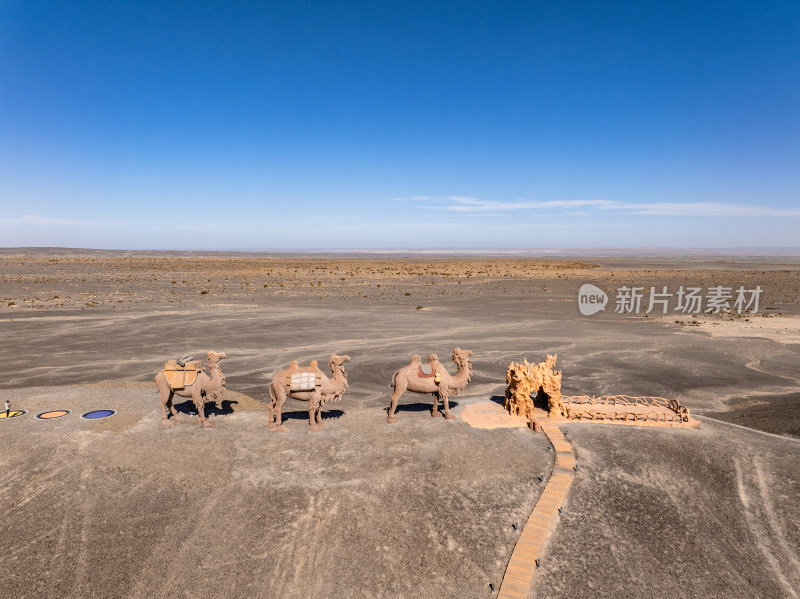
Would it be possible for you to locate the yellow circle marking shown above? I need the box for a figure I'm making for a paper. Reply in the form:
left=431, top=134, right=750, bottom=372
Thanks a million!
left=0, top=410, right=26, bottom=419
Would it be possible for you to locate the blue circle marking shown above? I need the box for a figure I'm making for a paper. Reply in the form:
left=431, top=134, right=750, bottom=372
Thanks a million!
left=81, top=409, right=116, bottom=420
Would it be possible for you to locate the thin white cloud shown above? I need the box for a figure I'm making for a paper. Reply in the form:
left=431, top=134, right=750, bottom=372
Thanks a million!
left=0, top=214, right=221, bottom=231
left=390, top=196, right=437, bottom=202
left=439, top=197, right=615, bottom=212
left=0, top=214, right=96, bottom=225
left=340, top=221, right=443, bottom=231
left=394, top=197, right=800, bottom=217
left=620, top=202, right=800, bottom=217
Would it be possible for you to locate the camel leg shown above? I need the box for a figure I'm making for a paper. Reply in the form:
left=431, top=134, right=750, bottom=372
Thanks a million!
left=387, top=382, right=406, bottom=424
left=316, top=404, right=327, bottom=428
left=165, top=392, right=175, bottom=425
left=309, top=392, right=321, bottom=432
left=272, top=386, right=288, bottom=432
left=195, top=390, right=213, bottom=428
left=158, top=387, right=168, bottom=420
left=158, top=383, right=174, bottom=427
left=168, top=392, right=185, bottom=423
left=267, top=384, right=277, bottom=430
left=431, top=392, right=442, bottom=418
left=442, top=389, right=456, bottom=420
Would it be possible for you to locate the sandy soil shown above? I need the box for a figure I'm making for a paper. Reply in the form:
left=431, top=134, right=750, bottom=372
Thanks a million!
left=0, top=250, right=798, bottom=599
left=667, top=314, right=800, bottom=345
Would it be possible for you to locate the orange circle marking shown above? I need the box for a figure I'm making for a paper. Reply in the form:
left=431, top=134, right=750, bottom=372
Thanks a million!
left=37, top=410, right=70, bottom=420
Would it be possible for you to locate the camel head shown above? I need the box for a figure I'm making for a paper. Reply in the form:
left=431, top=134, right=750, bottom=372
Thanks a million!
left=207, top=351, right=227, bottom=368
left=328, top=354, right=351, bottom=398
left=452, top=348, right=473, bottom=363
left=451, top=348, right=473, bottom=384
left=328, top=353, right=351, bottom=371
left=203, top=351, right=227, bottom=401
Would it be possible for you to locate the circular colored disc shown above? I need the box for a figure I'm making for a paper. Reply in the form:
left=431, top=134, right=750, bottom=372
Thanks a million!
left=81, top=409, right=116, bottom=420
left=0, top=410, right=27, bottom=419
left=37, top=410, right=70, bottom=420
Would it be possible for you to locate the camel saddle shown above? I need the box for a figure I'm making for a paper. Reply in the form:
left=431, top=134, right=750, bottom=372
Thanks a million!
left=285, top=367, right=322, bottom=392
left=162, top=360, right=204, bottom=390
left=418, top=364, right=436, bottom=378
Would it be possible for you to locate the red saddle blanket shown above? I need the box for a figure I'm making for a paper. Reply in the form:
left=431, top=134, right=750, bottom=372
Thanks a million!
left=418, top=364, right=436, bottom=378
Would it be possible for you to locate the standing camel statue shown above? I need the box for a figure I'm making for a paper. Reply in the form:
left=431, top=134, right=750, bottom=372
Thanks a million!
left=387, top=348, right=473, bottom=423
left=268, top=353, right=350, bottom=432
left=154, top=351, right=227, bottom=428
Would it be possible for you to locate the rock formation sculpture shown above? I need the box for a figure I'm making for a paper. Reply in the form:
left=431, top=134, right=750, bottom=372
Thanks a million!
left=154, top=351, right=227, bottom=428
left=505, top=353, right=566, bottom=419
left=387, top=348, right=473, bottom=423
left=505, top=359, right=536, bottom=421
left=268, top=353, right=350, bottom=432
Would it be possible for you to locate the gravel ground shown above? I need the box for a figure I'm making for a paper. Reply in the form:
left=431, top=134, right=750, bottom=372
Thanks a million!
left=1, top=251, right=798, bottom=599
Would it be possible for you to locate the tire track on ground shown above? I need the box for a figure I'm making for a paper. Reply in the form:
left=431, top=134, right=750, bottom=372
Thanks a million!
left=735, top=456, right=800, bottom=598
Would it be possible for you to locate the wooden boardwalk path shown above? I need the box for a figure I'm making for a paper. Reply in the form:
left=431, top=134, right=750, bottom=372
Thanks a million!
left=497, top=418, right=575, bottom=599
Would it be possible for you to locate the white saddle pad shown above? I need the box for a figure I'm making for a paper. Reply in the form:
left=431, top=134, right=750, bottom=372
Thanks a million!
left=290, top=371, right=317, bottom=391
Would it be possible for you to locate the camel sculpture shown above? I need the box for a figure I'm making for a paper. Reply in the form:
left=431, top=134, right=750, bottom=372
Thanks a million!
left=268, top=353, right=350, bottom=432
left=154, top=351, right=227, bottom=428
left=387, top=348, right=473, bottom=423
left=505, top=353, right=565, bottom=419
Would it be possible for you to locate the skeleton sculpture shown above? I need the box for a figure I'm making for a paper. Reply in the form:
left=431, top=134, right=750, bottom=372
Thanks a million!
left=387, top=348, right=473, bottom=423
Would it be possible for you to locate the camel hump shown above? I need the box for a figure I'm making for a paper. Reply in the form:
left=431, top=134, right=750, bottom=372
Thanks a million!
left=427, top=353, right=438, bottom=363
left=410, top=354, right=421, bottom=363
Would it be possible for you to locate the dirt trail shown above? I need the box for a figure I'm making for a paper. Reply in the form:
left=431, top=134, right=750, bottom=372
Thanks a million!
left=735, top=456, right=800, bottom=598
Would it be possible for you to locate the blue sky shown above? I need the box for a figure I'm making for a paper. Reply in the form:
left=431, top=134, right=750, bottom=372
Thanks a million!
left=1, top=1, right=798, bottom=249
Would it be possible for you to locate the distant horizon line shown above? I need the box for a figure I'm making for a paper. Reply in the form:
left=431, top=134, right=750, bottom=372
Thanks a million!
left=3, top=246, right=800, bottom=257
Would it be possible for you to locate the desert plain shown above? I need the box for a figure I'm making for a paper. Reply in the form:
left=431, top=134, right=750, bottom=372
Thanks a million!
left=1, top=249, right=799, bottom=599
